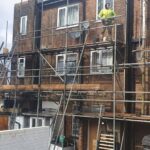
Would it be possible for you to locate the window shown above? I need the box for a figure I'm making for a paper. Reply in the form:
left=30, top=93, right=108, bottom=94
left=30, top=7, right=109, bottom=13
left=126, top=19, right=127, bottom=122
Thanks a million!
left=90, top=48, right=113, bottom=74
left=56, top=53, right=78, bottom=83
left=57, top=4, right=79, bottom=28
left=30, top=117, right=45, bottom=128
left=17, top=57, right=25, bottom=77
left=20, top=16, right=27, bottom=35
left=56, top=53, right=77, bottom=75
left=56, top=54, right=65, bottom=75
left=96, top=0, right=114, bottom=20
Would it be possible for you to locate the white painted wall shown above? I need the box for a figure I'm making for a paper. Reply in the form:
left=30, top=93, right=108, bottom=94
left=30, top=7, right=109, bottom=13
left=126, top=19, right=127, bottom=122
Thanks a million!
left=14, top=116, right=24, bottom=129
left=42, top=101, right=58, bottom=109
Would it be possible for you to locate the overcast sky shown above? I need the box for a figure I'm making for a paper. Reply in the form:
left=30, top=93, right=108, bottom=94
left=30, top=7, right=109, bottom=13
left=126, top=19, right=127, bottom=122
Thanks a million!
left=0, top=0, right=22, bottom=49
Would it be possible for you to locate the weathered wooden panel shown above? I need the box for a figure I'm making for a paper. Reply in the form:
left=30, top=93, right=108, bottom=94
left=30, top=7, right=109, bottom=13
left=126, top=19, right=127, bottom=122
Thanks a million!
left=13, top=0, right=36, bottom=52
left=0, top=116, right=8, bottom=130
left=0, top=83, right=112, bottom=91
left=89, top=119, right=97, bottom=150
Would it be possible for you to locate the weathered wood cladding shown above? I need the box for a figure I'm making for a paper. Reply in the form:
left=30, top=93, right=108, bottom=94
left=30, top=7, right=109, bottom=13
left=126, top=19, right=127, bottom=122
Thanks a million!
left=133, top=0, right=150, bottom=47
left=11, top=55, right=37, bottom=85
left=13, top=0, right=36, bottom=52
left=10, top=0, right=150, bottom=149
left=40, top=2, right=84, bottom=49
left=15, top=47, right=125, bottom=87
left=12, top=0, right=127, bottom=52
left=40, top=0, right=126, bottom=50
left=134, top=0, right=150, bottom=115
left=0, top=116, right=8, bottom=130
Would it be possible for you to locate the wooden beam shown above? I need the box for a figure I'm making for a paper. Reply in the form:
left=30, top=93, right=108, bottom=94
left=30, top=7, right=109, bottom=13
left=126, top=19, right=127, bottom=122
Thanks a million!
left=0, top=83, right=111, bottom=91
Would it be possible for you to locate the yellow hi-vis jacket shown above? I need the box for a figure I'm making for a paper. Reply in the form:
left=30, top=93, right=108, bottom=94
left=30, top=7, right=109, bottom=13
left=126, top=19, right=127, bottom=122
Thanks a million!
left=99, top=8, right=115, bottom=19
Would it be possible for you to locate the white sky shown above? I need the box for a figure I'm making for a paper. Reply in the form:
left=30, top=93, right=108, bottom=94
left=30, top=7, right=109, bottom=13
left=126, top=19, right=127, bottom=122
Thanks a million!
left=0, top=0, right=24, bottom=49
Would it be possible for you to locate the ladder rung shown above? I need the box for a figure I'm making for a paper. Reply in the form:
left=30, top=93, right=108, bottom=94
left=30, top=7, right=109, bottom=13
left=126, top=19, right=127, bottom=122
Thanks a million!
left=99, top=140, right=114, bottom=144
left=100, top=137, right=114, bottom=141
left=101, top=134, right=114, bottom=137
left=99, top=143, right=114, bottom=148
left=99, top=146, right=114, bottom=150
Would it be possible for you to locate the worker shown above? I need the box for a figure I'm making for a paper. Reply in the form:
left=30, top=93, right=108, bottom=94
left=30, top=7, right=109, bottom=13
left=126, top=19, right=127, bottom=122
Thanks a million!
left=99, top=3, right=116, bottom=41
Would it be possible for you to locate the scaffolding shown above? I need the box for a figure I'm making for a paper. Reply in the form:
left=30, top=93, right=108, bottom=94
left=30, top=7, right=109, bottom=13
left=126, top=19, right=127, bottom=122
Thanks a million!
left=0, top=0, right=150, bottom=150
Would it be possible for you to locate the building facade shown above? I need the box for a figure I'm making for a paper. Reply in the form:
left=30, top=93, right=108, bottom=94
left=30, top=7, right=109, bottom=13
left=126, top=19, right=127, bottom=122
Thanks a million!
left=0, top=0, right=150, bottom=150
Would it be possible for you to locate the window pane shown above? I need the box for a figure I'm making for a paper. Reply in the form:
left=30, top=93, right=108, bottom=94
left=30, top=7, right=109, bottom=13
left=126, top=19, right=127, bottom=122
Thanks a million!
left=22, top=18, right=25, bottom=33
left=107, top=50, right=113, bottom=66
left=37, top=119, right=42, bottom=126
left=20, top=16, right=27, bottom=34
left=92, top=52, right=100, bottom=73
left=101, top=50, right=107, bottom=73
left=18, top=58, right=25, bottom=77
left=32, top=119, right=36, bottom=127
left=59, top=8, right=66, bottom=27
left=97, top=0, right=114, bottom=19
left=66, top=54, right=77, bottom=74
left=19, top=63, right=24, bottom=76
left=106, top=49, right=113, bottom=74
left=91, top=49, right=113, bottom=74
left=68, top=5, right=79, bottom=25
left=101, top=49, right=113, bottom=74
left=97, top=0, right=104, bottom=16
left=57, top=56, right=64, bottom=74
left=66, top=54, right=77, bottom=83
left=105, top=0, right=113, bottom=9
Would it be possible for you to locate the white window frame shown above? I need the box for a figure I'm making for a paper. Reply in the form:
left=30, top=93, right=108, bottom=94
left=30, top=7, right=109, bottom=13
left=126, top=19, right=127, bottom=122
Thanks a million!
left=17, top=57, right=26, bottom=78
left=96, top=0, right=114, bottom=20
left=57, top=4, right=79, bottom=29
left=90, top=48, right=113, bottom=74
left=57, top=6, right=67, bottom=28
left=30, top=117, right=45, bottom=128
left=56, top=54, right=65, bottom=75
left=56, top=53, right=78, bottom=75
left=20, top=16, right=27, bottom=35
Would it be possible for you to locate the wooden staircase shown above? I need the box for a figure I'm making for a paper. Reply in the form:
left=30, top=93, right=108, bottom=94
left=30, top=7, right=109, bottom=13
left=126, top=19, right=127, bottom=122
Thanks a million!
left=98, top=133, right=114, bottom=150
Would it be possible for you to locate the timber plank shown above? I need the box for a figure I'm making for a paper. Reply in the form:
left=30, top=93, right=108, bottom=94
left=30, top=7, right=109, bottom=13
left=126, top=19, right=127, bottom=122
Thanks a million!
left=0, top=84, right=111, bottom=91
